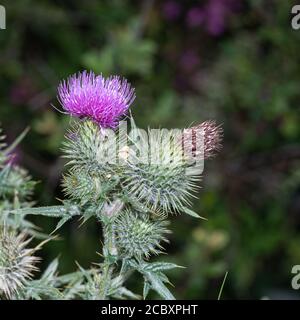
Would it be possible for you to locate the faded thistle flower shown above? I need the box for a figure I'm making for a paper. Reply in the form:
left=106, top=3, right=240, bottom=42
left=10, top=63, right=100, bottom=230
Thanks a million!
left=0, top=229, right=39, bottom=298
left=183, top=120, right=223, bottom=160
left=57, top=71, right=135, bottom=128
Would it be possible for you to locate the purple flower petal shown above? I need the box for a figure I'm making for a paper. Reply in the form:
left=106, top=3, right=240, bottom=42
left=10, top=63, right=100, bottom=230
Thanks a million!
left=57, top=71, right=135, bottom=128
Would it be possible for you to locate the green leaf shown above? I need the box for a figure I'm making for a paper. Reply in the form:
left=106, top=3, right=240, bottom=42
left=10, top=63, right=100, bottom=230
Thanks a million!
left=143, top=281, right=150, bottom=300
left=116, top=287, right=141, bottom=300
left=12, top=205, right=67, bottom=217
left=12, top=204, right=81, bottom=218
left=183, top=207, right=207, bottom=220
left=126, top=259, right=140, bottom=270
left=144, top=272, right=175, bottom=300
left=55, top=270, right=89, bottom=285
left=157, top=272, right=172, bottom=285
left=41, top=259, right=59, bottom=280
left=51, top=216, right=72, bottom=234
left=143, top=262, right=185, bottom=273
left=22, top=278, right=64, bottom=300
left=126, top=260, right=176, bottom=300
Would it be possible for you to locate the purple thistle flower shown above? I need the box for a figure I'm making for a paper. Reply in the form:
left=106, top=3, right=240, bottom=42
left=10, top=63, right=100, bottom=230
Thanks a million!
left=57, top=71, right=135, bottom=128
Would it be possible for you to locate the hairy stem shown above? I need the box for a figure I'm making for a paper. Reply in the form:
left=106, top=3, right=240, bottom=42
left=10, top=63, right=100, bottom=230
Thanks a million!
left=98, top=223, right=115, bottom=299
left=98, top=259, right=112, bottom=300
left=98, top=200, right=122, bottom=299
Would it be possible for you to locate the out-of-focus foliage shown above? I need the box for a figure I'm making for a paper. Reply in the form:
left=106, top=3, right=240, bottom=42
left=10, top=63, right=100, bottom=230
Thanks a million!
left=0, top=0, right=299, bottom=299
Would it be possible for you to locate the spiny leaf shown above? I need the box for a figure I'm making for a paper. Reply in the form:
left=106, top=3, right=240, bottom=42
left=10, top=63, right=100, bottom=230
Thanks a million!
left=143, top=281, right=150, bottom=300
left=51, top=216, right=72, bottom=234
left=144, top=271, right=175, bottom=300
left=142, top=262, right=185, bottom=273
left=114, top=287, right=141, bottom=300
left=183, top=206, right=207, bottom=220
left=41, top=258, right=59, bottom=280
left=12, top=205, right=81, bottom=218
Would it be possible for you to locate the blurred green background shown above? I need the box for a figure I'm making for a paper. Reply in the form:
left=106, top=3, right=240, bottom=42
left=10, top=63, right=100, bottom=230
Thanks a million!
left=1, top=0, right=300, bottom=299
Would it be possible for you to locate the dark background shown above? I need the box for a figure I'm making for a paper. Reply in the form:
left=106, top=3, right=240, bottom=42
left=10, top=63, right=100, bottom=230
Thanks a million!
left=1, top=0, right=300, bottom=299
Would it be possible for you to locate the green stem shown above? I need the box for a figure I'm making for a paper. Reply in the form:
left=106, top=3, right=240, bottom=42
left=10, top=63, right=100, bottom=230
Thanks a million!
left=99, top=222, right=114, bottom=300
left=98, top=259, right=112, bottom=300
left=98, top=220, right=118, bottom=299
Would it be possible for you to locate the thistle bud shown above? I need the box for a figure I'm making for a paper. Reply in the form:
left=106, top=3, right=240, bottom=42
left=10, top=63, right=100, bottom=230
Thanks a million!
left=0, top=229, right=39, bottom=298
left=121, top=129, right=200, bottom=215
left=183, top=120, right=223, bottom=160
left=62, top=169, right=100, bottom=204
left=114, top=211, right=170, bottom=259
left=1, top=166, right=35, bottom=201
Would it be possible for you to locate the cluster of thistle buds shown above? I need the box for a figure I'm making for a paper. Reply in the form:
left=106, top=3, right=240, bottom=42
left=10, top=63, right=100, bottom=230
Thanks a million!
left=0, top=127, right=42, bottom=299
left=1, top=70, right=222, bottom=300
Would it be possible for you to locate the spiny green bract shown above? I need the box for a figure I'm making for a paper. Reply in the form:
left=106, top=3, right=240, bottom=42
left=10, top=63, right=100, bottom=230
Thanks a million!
left=62, top=168, right=118, bottom=206
left=62, top=120, right=100, bottom=168
left=121, top=129, right=201, bottom=215
left=0, top=166, right=35, bottom=201
left=0, top=229, right=39, bottom=298
left=114, top=210, right=170, bottom=259
left=61, top=120, right=127, bottom=210
left=0, top=127, right=38, bottom=235
left=62, top=120, right=123, bottom=172
left=61, top=120, right=202, bottom=218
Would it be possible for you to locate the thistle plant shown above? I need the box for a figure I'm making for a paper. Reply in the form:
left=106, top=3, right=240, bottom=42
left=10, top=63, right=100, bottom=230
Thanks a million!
left=3, top=70, right=222, bottom=300
left=0, top=126, right=37, bottom=234
left=0, top=127, right=71, bottom=299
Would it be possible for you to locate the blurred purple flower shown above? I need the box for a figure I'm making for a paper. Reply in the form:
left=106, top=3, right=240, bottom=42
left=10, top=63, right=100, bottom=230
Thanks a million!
left=186, top=7, right=205, bottom=28
left=163, top=1, right=182, bottom=21
left=10, top=77, right=37, bottom=106
left=180, top=50, right=200, bottom=72
left=185, top=0, right=240, bottom=36
left=205, top=0, right=228, bottom=36
left=57, top=71, right=135, bottom=128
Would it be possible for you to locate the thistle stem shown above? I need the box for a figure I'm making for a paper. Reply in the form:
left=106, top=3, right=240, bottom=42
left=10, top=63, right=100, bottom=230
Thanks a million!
left=98, top=259, right=112, bottom=300
left=98, top=202, right=121, bottom=300
left=98, top=223, right=116, bottom=300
